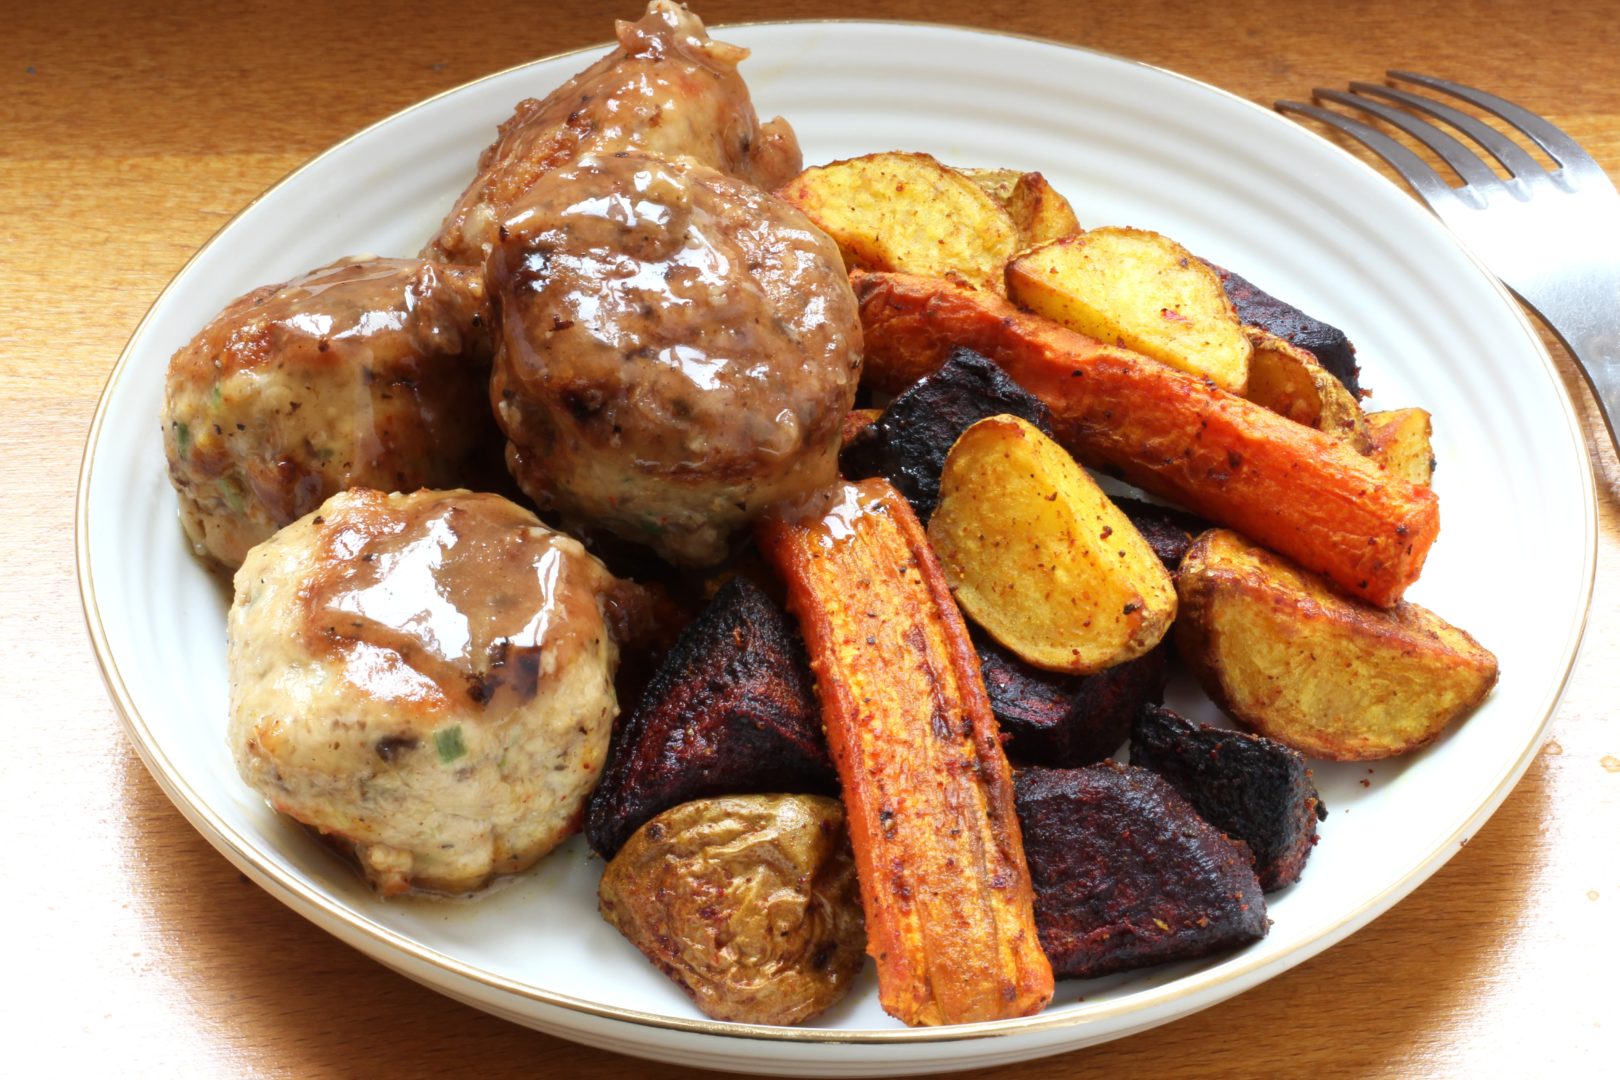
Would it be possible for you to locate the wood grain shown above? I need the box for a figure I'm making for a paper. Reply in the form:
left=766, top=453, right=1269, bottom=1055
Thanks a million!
left=4, top=0, right=1616, bottom=1075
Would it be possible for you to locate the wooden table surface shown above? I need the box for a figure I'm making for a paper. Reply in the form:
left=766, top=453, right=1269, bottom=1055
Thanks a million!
left=6, top=0, right=1616, bottom=1075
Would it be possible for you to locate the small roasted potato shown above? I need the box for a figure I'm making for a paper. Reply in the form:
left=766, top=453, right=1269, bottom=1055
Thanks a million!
left=1177, top=530, right=1498, bottom=760
left=928, top=415, right=1177, bottom=674
left=957, top=167, right=1081, bottom=249
left=1006, top=228, right=1251, bottom=394
left=598, top=794, right=866, bottom=1026
left=1246, top=328, right=1372, bottom=452
left=777, top=151, right=1020, bottom=292
left=1366, top=407, right=1436, bottom=486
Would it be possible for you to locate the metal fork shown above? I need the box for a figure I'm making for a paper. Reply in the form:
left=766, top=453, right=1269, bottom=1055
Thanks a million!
left=1277, top=72, right=1620, bottom=451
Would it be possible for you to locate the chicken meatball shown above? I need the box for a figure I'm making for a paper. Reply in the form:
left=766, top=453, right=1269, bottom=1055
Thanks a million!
left=488, top=151, right=863, bottom=565
left=423, top=0, right=802, bottom=267
left=162, top=257, right=495, bottom=570
left=228, top=488, right=621, bottom=896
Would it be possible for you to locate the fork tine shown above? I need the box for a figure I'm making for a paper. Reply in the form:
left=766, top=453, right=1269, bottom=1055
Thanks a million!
left=1348, top=82, right=1545, bottom=179
left=1386, top=71, right=1598, bottom=173
left=1275, top=100, right=1460, bottom=210
left=1313, top=88, right=1501, bottom=189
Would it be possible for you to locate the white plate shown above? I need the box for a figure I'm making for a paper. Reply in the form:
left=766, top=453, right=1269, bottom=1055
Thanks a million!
left=78, top=21, right=1595, bottom=1077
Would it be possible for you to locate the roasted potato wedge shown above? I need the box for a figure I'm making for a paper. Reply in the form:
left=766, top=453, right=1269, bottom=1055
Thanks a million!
left=1213, top=263, right=1362, bottom=397
left=777, top=151, right=1020, bottom=292
left=957, top=167, right=1082, bottom=249
left=928, top=415, right=1176, bottom=674
left=1366, top=407, right=1436, bottom=486
left=1006, top=228, right=1251, bottom=394
left=1247, top=327, right=1372, bottom=452
left=1176, top=529, right=1498, bottom=760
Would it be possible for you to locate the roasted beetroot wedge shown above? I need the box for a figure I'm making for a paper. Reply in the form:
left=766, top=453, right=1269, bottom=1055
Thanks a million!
left=1112, top=498, right=1210, bottom=572
left=838, top=347, right=1053, bottom=522
left=584, top=576, right=835, bottom=859
left=1014, top=763, right=1267, bottom=979
left=1130, top=704, right=1327, bottom=892
left=976, top=633, right=1166, bottom=767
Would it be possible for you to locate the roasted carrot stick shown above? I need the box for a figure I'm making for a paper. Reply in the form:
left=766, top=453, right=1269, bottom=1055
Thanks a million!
left=853, top=271, right=1438, bottom=607
left=757, top=479, right=1053, bottom=1026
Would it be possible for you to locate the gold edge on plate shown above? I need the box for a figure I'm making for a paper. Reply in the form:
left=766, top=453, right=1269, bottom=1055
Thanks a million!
left=74, top=18, right=1600, bottom=1049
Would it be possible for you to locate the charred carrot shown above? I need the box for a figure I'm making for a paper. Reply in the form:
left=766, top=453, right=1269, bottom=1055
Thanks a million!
left=757, top=479, right=1053, bottom=1026
left=853, top=271, right=1438, bottom=607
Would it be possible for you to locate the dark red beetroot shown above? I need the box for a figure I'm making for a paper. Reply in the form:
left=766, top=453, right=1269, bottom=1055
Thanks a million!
left=976, top=634, right=1166, bottom=767
left=1014, top=763, right=1267, bottom=979
left=1130, top=704, right=1327, bottom=892
left=1112, top=497, right=1210, bottom=572
left=584, top=576, right=836, bottom=858
left=838, top=347, right=1053, bottom=522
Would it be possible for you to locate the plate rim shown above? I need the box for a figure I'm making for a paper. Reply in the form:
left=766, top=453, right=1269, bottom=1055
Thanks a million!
left=75, top=18, right=1599, bottom=1047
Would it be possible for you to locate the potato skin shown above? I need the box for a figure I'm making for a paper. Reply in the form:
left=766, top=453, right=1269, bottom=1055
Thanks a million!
left=1176, top=530, right=1498, bottom=760
left=598, top=794, right=865, bottom=1026
left=928, top=415, right=1177, bottom=674
left=1246, top=328, right=1372, bottom=452
left=956, top=167, right=1082, bottom=250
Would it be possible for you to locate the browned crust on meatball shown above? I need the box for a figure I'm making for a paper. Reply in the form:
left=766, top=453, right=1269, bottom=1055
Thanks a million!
left=161, top=257, right=494, bottom=570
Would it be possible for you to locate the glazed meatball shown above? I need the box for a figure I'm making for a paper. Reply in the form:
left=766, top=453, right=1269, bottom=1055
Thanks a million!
left=162, top=257, right=494, bottom=570
left=488, top=151, right=863, bottom=565
left=228, top=488, right=620, bottom=896
left=423, top=0, right=802, bottom=267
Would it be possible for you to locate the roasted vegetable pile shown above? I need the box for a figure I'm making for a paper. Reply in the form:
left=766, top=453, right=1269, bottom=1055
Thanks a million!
left=581, top=149, right=1498, bottom=1027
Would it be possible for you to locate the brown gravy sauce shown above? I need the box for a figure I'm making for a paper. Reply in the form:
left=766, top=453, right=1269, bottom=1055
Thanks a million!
left=300, top=491, right=604, bottom=714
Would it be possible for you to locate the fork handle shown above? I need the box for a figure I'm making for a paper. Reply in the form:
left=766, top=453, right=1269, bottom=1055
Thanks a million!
left=1566, top=327, right=1620, bottom=453
left=1533, top=275, right=1620, bottom=454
